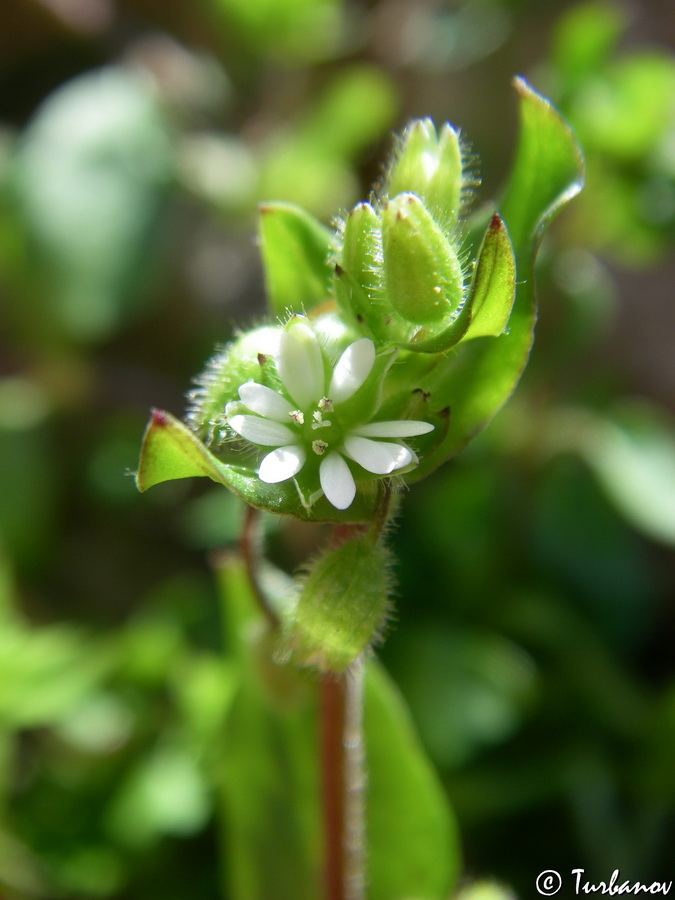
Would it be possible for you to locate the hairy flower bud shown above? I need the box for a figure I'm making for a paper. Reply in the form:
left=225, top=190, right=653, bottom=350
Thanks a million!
left=285, top=535, right=393, bottom=672
left=386, top=119, right=465, bottom=233
left=381, top=192, right=465, bottom=326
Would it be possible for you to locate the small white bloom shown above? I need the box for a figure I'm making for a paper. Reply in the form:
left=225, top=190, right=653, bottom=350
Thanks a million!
left=227, top=320, right=433, bottom=510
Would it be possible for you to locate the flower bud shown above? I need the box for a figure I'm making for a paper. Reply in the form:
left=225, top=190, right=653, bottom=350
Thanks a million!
left=185, top=325, right=282, bottom=449
left=334, top=202, right=384, bottom=334
left=381, top=192, right=464, bottom=326
left=285, top=535, right=392, bottom=672
left=386, top=120, right=465, bottom=233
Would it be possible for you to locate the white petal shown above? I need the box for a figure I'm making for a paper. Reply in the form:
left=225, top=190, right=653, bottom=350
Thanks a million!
left=229, top=414, right=295, bottom=446
left=319, top=452, right=356, bottom=510
left=259, top=445, right=306, bottom=483
left=343, top=435, right=413, bottom=474
left=277, top=321, right=325, bottom=408
left=239, top=382, right=295, bottom=422
left=328, top=339, right=376, bottom=403
left=351, top=419, right=434, bottom=438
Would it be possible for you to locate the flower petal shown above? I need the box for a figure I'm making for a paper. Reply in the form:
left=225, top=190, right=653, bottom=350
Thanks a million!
left=328, top=338, right=376, bottom=403
left=343, top=435, right=413, bottom=474
left=277, top=321, right=325, bottom=408
left=351, top=419, right=434, bottom=438
left=320, top=452, right=356, bottom=510
left=259, top=445, right=306, bottom=483
left=229, top=414, right=296, bottom=446
left=239, top=382, right=295, bottom=422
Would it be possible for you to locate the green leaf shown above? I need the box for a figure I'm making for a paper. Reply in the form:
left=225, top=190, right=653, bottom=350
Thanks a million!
left=11, top=68, right=172, bottom=342
left=0, top=624, right=112, bottom=727
left=410, top=78, right=584, bottom=478
left=136, top=409, right=380, bottom=523
left=462, top=213, right=516, bottom=341
left=551, top=0, right=626, bottom=89
left=214, top=555, right=459, bottom=900
left=136, top=410, right=234, bottom=492
left=366, top=659, right=461, bottom=900
left=579, top=405, right=675, bottom=546
left=215, top=555, right=320, bottom=900
left=501, top=76, right=585, bottom=253
left=259, top=202, right=333, bottom=317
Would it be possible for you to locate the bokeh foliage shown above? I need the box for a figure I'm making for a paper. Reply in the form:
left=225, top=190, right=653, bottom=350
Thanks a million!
left=0, top=0, right=674, bottom=898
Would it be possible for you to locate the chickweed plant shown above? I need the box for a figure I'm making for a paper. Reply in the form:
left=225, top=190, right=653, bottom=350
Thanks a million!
left=137, top=78, right=583, bottom=900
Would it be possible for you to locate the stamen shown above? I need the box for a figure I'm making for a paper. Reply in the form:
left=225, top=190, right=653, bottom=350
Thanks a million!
left=289, top=410, right=305, bottom=424
left=318, top=397, right=334, bottom=413
left=312, top=439, right=328, bottom=455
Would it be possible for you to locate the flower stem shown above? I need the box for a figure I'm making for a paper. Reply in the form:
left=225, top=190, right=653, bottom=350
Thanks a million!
left=239, top=503, right=279, bottom=629
left=320, top=659, right=366, bottom=900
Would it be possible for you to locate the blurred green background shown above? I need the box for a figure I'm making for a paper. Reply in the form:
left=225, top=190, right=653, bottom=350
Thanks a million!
left=1, top=0, right=674, bottom=897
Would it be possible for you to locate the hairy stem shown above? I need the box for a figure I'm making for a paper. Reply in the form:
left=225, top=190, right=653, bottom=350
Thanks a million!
left=320, top=672, right=347, bottom=900
left=320, top=659, right=366, bottom=900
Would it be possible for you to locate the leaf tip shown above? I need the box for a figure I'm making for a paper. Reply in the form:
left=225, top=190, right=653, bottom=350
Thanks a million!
left=489, top=211, right=504, bottom=231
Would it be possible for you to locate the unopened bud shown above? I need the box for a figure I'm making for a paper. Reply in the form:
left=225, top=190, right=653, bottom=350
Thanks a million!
left=286, top=536, right=392, bottom=672
left=386, top=120, right=465, bottom=233
left=382, top=193, right=464, bottom=326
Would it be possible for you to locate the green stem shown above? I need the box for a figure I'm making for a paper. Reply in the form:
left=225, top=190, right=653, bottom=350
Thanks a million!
left=239, top=503, right=279, bottom=630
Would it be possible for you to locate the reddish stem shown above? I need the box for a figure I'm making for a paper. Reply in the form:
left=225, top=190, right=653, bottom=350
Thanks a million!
left=320, top=672, right=348, bottom=900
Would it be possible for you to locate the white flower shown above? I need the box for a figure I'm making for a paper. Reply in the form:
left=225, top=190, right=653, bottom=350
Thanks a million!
left=227, top=320, right=433, bottom=510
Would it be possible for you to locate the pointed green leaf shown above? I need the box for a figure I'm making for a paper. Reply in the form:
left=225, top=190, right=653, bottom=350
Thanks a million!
left=366, top=659, right=461, bottom=900
left=410, top=78, right=584, bottom=478
left=136, top=409, right=379, bottom=523
left=136, top=409, right=235, bottom=491
left=501, top=76, right=585, bottom=253
left=259, top=202, right=333, bottom=317
left=462, top=213, right=516, bottom=341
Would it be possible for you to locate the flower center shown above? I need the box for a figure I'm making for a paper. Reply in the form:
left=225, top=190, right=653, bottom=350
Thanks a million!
left=287, top=396, right=348, bottom=454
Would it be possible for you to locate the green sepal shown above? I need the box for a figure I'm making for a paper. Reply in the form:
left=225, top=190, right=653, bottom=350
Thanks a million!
left=286, top=535, right=392, bottom=672
left=136, top=410, right=380, bottom=524
left=258, top=202, right=333, bottom=317
left=382, top=193, right=464, bottom=326
left=334, top=202, right=385, bottom=335
left=461, top=213, right=516, bottom=341
left=386, top=119, right=464, bottom=233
